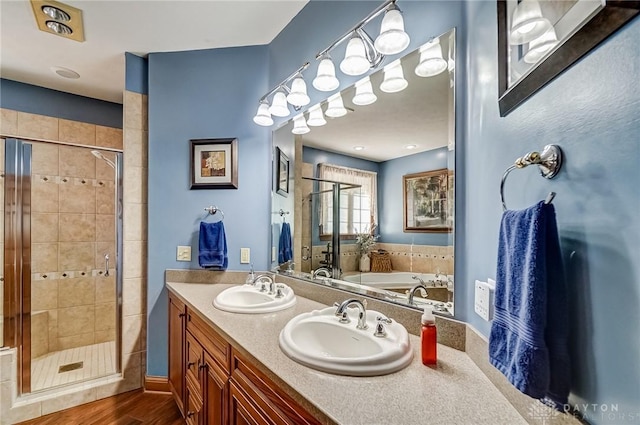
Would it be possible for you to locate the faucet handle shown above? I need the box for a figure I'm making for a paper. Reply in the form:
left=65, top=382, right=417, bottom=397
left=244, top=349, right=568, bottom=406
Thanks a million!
left=374, top=316, right=392, bottom=338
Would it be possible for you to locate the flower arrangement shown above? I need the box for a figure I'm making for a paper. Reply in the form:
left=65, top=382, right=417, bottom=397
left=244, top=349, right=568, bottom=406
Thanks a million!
left=355, top=225, right=379, bottom=255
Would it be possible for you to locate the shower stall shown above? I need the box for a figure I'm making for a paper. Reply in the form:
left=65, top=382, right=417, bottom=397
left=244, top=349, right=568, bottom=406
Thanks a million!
left=2, top=138, right=123, bottom=394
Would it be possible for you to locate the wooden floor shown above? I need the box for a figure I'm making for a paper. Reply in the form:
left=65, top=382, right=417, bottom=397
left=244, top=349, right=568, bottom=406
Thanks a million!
left=17, top=390, right=185, bottom=425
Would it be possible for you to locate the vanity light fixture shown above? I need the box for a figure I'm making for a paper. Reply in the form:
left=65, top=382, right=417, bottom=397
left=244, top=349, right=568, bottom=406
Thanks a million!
left=313, top=55, right=340, bottom=92
left=415, top=39, right=447, bottom=77
left=509, top=0, right=551, bottom=45
left=253, top=62, right=309, bottom=126
left=292, top=114, right=310, bottom=135
left=523, top=27, right=559, bottom=64
left=340, top=35, right=372, bottom=76
left=325, top=92, right=348, bottom=118
left=307, top=104, right=327, bottom=127
left=286, top=74, right=310, bottom=107
left=352, top=76, right=377, bottom=106
left=374, top=3, right=410, bottom=55
left=380, top=60, right=408, bottom=93
left=269, top=91, right=291, bottom=118
left=253, top=100, right=274, bottom=126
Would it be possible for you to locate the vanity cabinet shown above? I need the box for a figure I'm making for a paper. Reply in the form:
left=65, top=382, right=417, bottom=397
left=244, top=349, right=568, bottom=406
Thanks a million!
left=168, top=289, right=320, bottom=425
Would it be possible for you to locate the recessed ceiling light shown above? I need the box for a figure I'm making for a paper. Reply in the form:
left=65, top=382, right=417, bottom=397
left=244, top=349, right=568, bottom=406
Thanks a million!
left=353, top=146, right=365, bottom=151
left=51, top=66, right=80, bottom=79
left=46, top=20, right=73, bottom=35
left=42, top=5, right=70, bottom=21
left=404, top=144, right=417, bottom=150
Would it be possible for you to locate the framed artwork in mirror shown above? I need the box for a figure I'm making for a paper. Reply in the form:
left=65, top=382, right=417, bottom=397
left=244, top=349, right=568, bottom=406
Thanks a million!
left=403, top=169, right=452, bottom=233
left=275, top=147, right=289, bottom=197
left=190, top=138, right=238, bottom=189
left=497, top=0, right=640, bottom=116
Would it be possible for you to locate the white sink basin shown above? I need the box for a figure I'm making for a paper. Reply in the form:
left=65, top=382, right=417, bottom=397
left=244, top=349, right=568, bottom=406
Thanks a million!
left=279, top=306, right=412, bottom=376
left=213, top=284, right=296, bottom=314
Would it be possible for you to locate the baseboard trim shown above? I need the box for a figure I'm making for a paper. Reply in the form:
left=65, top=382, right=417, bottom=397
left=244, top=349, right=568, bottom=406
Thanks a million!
left=144, top=375, right=170, bottom=393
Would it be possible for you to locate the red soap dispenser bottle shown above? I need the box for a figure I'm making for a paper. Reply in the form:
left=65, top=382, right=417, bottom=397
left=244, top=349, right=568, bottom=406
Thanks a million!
left=421, top=305, right=437, bottom=365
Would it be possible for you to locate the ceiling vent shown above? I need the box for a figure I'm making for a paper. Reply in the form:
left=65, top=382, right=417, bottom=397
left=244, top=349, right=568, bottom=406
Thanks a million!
left=30, top=0, right=85, bottom=42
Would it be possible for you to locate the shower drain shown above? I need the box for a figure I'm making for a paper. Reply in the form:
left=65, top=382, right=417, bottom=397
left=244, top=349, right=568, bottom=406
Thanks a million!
left=58, top=361, right=83, bottom=373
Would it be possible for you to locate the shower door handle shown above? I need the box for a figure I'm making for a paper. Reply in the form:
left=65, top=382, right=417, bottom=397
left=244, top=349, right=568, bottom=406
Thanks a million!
left=104, top=254, right=110, bottom=277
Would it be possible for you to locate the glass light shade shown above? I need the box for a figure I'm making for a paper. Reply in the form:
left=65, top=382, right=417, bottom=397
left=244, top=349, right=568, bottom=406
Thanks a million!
left=352, top=76, right=377, bottom=106
left=253, top=102, right=273, bottom=126
left=340, top=37, right=370, bottom=76
left=313, top=57, right=340, bottom=92
left=523, top=27, right=559, bottom=64
left=292, top=114, right=310, bottom=135
left=374, top=9, right=410, bottom=55
left=286, top=77, right=310, bottom=107
left=269, top=92, right=290, bottom=117
left=509, top=0, right=551, bottom=45
left=307, top=105, right=327, bottom=127
left=380, top=62, right=408, bottom=93
left=415, top=40, right=448, bottom=77
left=325, top=93, right=348, bottom=118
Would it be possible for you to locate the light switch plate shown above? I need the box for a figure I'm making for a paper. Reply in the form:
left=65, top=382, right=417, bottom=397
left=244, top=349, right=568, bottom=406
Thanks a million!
left=177, top=246, right=191, bottom=262
left=240, top=248, right=250, bottom=264
left=474, top=280, right=492, bottom=321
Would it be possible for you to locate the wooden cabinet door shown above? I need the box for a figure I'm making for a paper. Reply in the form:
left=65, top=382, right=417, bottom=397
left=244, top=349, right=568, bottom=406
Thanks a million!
left=168, top=293, right=186, bottom=416
left=186, top=377, right=204, bottom=425
left=204, top=351, right=228, bottom=425
left=229, top=381, right=270, bottom=425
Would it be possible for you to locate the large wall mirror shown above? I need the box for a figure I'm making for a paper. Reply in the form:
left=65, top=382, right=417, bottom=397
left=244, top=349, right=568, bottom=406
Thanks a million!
left=270, top=28, right=456, bottom=317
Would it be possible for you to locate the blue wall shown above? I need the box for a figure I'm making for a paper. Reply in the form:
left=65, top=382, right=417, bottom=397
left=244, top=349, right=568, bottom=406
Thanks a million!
left=379, top=147, right=450, bottom=246
left=303, top=146, right=379, bottom=173
left=0, top=78, right=122, bottom=128
left=125, top=53, right=148, bottom=95
left=146, top=45, right=271, bottom=376
left=464, top=2, right=640, bottom=419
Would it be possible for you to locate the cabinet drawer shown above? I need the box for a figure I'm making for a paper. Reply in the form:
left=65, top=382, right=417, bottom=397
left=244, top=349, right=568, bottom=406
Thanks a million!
left=185, top=331, right=203, bottom=389
left=229, top=380, right=271, bottom=425
left=185, top=375, right=203, bottom=425
left=187, top=307, right=231, bottom=373
left=231, top=349, right=321, bottom=425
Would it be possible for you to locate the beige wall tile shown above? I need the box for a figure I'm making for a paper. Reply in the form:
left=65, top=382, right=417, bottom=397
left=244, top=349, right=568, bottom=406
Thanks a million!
left=31, top=279, right=58, bottom=311
left=17, top=112, right=58, bottom=140
left=41, top=387, right=97, bottom=416
left=8, top=399, right=42, bottom=424
left=31, top=142, right=60, bottom=176
left=124, top=203, right=146, bottom=242
left=32, top=178, right=59, bottom=213
left=124, top=91, right=142, bottom=130
left=123, top=278, right=145, bottom=316
left=48, top=310, right=59, bottom=352
left=31, top=213, right=59, bottom=243
left=59, top=181, right=95, bottom=214
left=96, top=214, right=115, bottom=242
left=57, top=305, right=95, bottom=337
left=32, top=243, right=58, bottom=273
left=122, top=314, right=142, bottom=354
left=0, top=138, right=4, bottom=173
left=59, top=214, right=95, bottom=242
left=123, top=129, right=147, bottom=167
left=58, top=119, right=96, bottom=146
left=0, top=109, right=18, bottom=135
left=58, top=277, right=95, bottom=308
left=31, top=311, right=49, bottom=358
left=57, top=332, right=94, bottom=351
left=123, top=166, right=147, bottom=204
left=96, top=184, right=115, bottom=214
left=95, top=303, right=116, bottom=331
left=95, top=241, right=115, bottom=270
left=58, top=242, right=94, bottom=271
left=96, top=152, right=117, bottom=180
left=59, top=146, right=96, bottom=179
left=123, top=241, right=146, bottom=279
left=95, top=275, right=115, bottom=303
left=94, top=329, right=116, bottom=344
left=96, top=126, right=123, bottom=150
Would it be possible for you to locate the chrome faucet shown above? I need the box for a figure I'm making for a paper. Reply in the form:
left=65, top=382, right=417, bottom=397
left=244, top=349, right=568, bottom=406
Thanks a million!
left=411, top=275, right=425, bottom=285
left=253, top=273, right=275, bottom=294
left=334, top=298, right=368, bottom=330
left=312, top=267, right=331, bottom=279
left=407, top=283, right=428, bottom=306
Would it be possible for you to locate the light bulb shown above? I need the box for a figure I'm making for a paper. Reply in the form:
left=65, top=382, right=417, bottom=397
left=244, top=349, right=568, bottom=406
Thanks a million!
left=269, top=92, right=290, bottom=117
left=374, top=7, right=410, bottom=55
left=307, top=105, right=327, bottom=127
left=253, top=101, right=273, bottom=126
left=292, top=114, right=310, bottom=135
left=340, top=36, right=370, bottom=76
left=352, top=76, right=377, bottom=106
left=509, top=0, right=551, bottom=45
left=325, top=93, right=348, bottom=118
left=380, top=61, right=407, bottom=93
left=286, top=77, right=310, bottom=107
left=415, top=39, right=447, bottom=77
left=313, top=57, right=340, bottom=92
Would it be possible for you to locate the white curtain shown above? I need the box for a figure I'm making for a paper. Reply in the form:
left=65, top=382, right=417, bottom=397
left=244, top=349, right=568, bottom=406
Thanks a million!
left=318, top=163, right=377, bottom=234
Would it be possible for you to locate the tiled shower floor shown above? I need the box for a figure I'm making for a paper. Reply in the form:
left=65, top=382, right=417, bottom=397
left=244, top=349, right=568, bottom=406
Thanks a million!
left=31, top=341, right=116, bottom=392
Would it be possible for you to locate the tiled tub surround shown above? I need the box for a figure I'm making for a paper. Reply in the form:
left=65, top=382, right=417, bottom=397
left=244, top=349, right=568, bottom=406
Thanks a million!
left=167, top=280, right=527, bottom=425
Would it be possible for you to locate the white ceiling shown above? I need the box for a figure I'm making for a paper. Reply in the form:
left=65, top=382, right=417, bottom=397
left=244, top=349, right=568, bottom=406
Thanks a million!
left=0, top=0, right=308, bottom=103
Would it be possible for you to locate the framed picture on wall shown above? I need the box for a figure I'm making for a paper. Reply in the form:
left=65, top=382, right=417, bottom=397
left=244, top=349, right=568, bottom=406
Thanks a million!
left=190, top=138, right=238, bottom=189
left=403, top=169, right=452, bottom=233
left=275, top=147, right=289, bottom=197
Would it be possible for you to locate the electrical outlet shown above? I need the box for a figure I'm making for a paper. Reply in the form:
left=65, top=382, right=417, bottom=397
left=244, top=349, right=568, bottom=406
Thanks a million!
left=177, top=246, right=191, bottom=262
left=240, top=248, right=250, bottom=264
left=474, top=280, right=493, bottom=321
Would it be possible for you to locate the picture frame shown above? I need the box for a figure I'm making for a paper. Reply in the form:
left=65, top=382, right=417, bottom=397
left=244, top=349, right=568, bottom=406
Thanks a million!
left=497, top=0, right=640, bottom=116
left=275, top=147, right=289, bottom=197
left=403, top=169, right=452, bottom=233
left=190, top=138, right=238, bottom=190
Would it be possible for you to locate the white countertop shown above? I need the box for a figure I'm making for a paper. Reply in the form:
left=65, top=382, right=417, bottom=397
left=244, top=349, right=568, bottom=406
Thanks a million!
left=167, top=281, right=527, bottom=425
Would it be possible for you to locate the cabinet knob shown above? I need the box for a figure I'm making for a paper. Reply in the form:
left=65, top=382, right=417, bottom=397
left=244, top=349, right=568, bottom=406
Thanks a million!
left=199, top=363, right=207, bottom=370
left=179, top=312, right=186, bottom=318
left=187, top=361, right=196, bottom=369
left=187, top=411, right=195, bottom=418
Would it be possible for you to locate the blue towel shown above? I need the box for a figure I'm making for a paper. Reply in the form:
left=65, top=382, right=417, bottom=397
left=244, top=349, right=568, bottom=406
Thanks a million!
left=278, top=222, right=293, bottom=264
left=198, top=221, right=228, bottom=270
left=489, top=201, right=570, bottom=408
